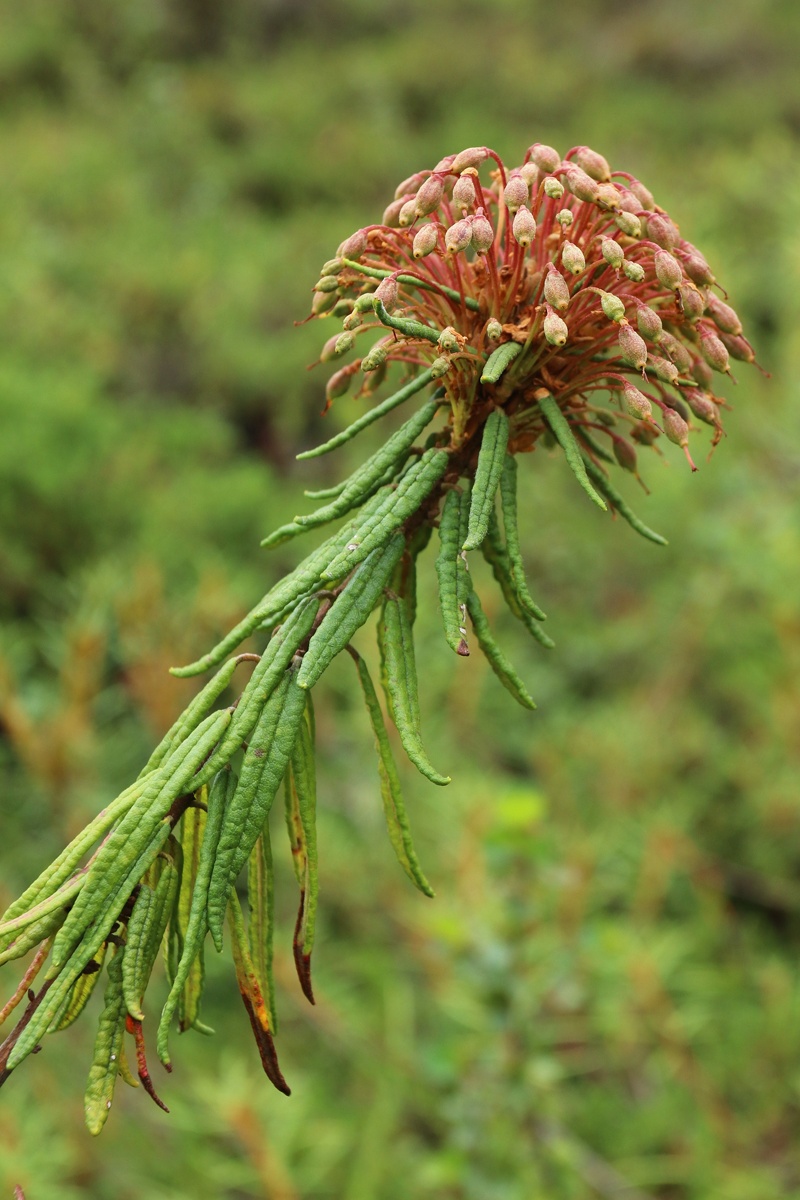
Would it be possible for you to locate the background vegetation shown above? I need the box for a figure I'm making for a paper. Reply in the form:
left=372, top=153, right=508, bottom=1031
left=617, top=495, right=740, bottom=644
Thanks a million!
left=1, top=1, right=799, bottom=1196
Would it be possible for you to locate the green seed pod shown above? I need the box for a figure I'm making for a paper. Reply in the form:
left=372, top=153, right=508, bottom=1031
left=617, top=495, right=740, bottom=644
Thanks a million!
left=453, top=172, right=477, bottom=212
left=563, top=165, right=599, bottom=203
left=430, top=355, right=452, bottom=379
left=338, top=229, right=369, bottom=260
left=618, top=322, right=648, bottom=371
left=313, top=276, right=340, bottom=295
left=543, top=264, right=570, bottom=312
left=485, top=317, right=503, bottom=341
left=320, top=258, right=342, bottom=276
left=512, top=206, right=536, bottom=248
left=555, top=208, right=573, bottom=229
left=414, top=174, right=445, bottom=217
left=595, top=183, right=622, bottom=212
left=437, top=326, right=461, bottom=353
left=601, top=238, right=624, bottom=271
left=312, top=290, right=337, bottom=316
left=471, top=213, right=495, bottom=253
left=654, top=250, right=682, bottom=290
left=647, top=354, right=680, bottom=385
left=503, top=173, right=529, bottom=212
left=412, top=222, right=440, bottom=259
left=698, top=324, right=730, bottom=374
left=614, top=210, right=642, bottom=238
left=596, top=290, right=626, bottom=323
left=561, top=240, right=585, bottom=275
left=529, top=143, right=561, bottom=173
left=543, top=306, right=568, bottom=347
left=354, top=291, right=378, bottom=313
left=644, top=212, right=679, bottom=249
left=333, top=331, right=355, bottom=356
left=451, top=146, right=488, bottom=173
left=677, top=283, right=705, bottom=322
left=619, top=380, right=653, bottom=421
left=572, top=145, right=611, bottom=182
left=543, top=176, right=565, bottom=200
left=445, top=218, right=473, bottom=254
left=623, top=260, right=645, bottom=283
left=342, top=309, right=362, bottom=331
left=361, top=342, right=390, bottom=373
left=705, top=293, right=742, bottom=336
left=636, top=304, right=663, bottom=342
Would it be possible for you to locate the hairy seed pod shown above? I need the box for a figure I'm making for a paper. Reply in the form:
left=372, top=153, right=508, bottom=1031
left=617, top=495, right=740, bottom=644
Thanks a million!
left=337, top=229, right=369, bottom=260
left=382, top=196, right=410, bottom=227
left=453, top=173, right=477, bottom=212
left=618, top=322, right=648, bottom=371
left=519, top=162, right=539, bottom=187
left=645, top=212, right=680, bottom=249
left=683, top=388, right=719, bottom=424
left=374, top=276, right=398, bottom=313
left=563, top=165, right=599, bottom=203
left=503, top=173, right=529, bottom=212
left=430, top=355, right=452, bottom=379
left=614, top=210, right=642, bottom=238
left=471, top=211, right=495, bottom=253
left=597, top=290, right=626, bottom=323
left=681, top=244, right=715, bottom=286
left=620, top=380, right=653, bottom=421
left=601, top=238, right=624, bottom=270
left=361, top=341, right=390, bottom=373
left=561, top=240, right=585, bottom=275
left=450, top=146, right=488, bottom=173
left=325, top=366, right=353, bottom=400
left=555, top=208, right=573, bottom=228
left=595, top=183, right=622, bottom=212
left=623, top=260, right=645, bottom=283
left=719, top=332, right=755, bottom=363
left=445, top=218, right=473, bottom=255
left=698, top=324, right=731, bottom=373
left=613, top=438, right=637, bottom=472
left=705, top=292, right=743, bottom=336
left=543, top=176, right=564, bottom=200
left=398, top=198, right=418, bottom=227
left=529, top=143, right=562, bottom=172
left=412, top=222, right=440, bottom=259
left=677, top=283, right=705, bottom=322
left=512, top=206, right=536, bottom=248
left=647, top=354, right=680, bottom=385
left=616, top=187, right=644, bottom=215
left=543, top=263, right=570, bottom=312
left=636, top=304, right=663, bottom=342
left=485, top=317, right=503, bottom=340
left=629, top=178, right=655, bottom=210
left=572, top=145, right=611, bottom=181
left=414, top=175, right=445, bottom=217
left=662, top=406, right=690, bottom=448
left=660, top=332, right=693, bottom=375
left=543, top=306, right=568, bottom=347
left=654, top=250, right=683, bottom=290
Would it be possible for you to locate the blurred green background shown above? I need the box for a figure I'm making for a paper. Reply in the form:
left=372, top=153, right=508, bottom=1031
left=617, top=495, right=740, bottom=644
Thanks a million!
left=1, top=1, right=799, bottom=1196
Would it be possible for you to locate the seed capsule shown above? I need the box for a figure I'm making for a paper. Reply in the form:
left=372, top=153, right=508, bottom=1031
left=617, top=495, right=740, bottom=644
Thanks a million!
left=561, top=240, right=585, bottom=275
left=320, top=258, right=342, bottom=276
left=394, top=171, right=426, bottom=200
left=471, top=212, right=495, bottom=253
left=374, top=276, right=399, bottom=313
left=445, top=218, right=473, bottom=254
left=595, top=289, right=626, bottom=322
left=398, top=198, right=419, bottom=227
left=453, top=173, right=477, bottom=212
left=334, top=331, right=355, bottom=356
left=313, top=275, right=340, bottom=294
left=677, top=284, right=705, bottom=322
left=320, top=334, right=342, bottom=362
left=644, top=212, right=679, bottom=249
left=719, top=333, right=755, bottom=363
left=555, top=208, right=574, bottom=228
left=543, top=176, right=565, bottom=200
left=519, top=163, right=539, bottom=187
left=681, top=245, right=715, bottom=286
left=415, top=175, right=445, bottom=217
left=486, top=317, right=503, bottom=340
left=572, top=145, right=611, bottom=181
left=653, top=250, right=682, bottom=290
left=636, top=304, right=663, bottom=342
left=361, top=342, right=390, bottom=372
left=704, top=292, right=742, bottom=336
left=325, top=366, right=353, bottom=400
left=618, top=322, right=648, bottom=371
left=412, top=223, right=440, bottom=259
left=623, top=261, right=645, bottom=282
left=312, top=289, right=337, bottom=316
left=690, top=356, right=714, bottom=386
left=337, top=229, right=369, bottom=260
left=614, top=210, right=642, bottom=238
left=595, top=183, right=622, bottom=212
left=543, top=263, right=570, bottom=312
left=601, top=238, right=625, bottom=270
left=438, top=326, right=461, bottom=353
left=342, top=310, right=362, bottom=331
left=629, top=178, right=655, bottom=210
left=430, top=355, right=452, bottom=379
left=543, top=306, right=568, bottom=347
left=563, top=165, right=599, bottom=203
left=647, top=354, right=680, bottom=385
left=451, top=146, right=488, bottom=173
left=503, top=173, right=529, bottom=212
left=512, top=206, right=536, bottom=248
left=659, top=332, right=693, bottom=374
left=383, top=196, right=410, bottom=227
left=661, top=406, right=693, bottom=459
left=613, top=438, right=637, bottom=472
left=698, top=324, right=731, bottom=374
left=620, top=380, right=653, bottom=420
left=683, top=388, right=719, bottom=425
left=529, top=143, right=561, bottom=173
left=616, top=187, right=644, bottom=215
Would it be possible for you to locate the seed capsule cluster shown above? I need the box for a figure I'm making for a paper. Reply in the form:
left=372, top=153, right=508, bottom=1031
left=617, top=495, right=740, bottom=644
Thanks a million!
left=0, top=142, right=755, bottom=1129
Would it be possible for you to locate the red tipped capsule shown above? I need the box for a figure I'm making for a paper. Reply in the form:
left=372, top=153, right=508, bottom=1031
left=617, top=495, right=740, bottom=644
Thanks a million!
left=698, top=323, right=731, bottom=374
left=661, top=407, right=697, bottom=470
left=374, top=276, right=399, bottom=313
left=647, top=354, right=680, bottom=386
left=629, top=178, right=655, bottom=211
left=681, top=245, right=715, bottom=286
left=338, top=229, right=369, bottom=260
left=563, top=165, right=599, bottom=203
left=394, top=171, right=426, bottom=200
left=684, top=388, right=719, bottom=425
left=382, top=196, right=410, bottom=227
left=644, top=212, right=679, bottom=249
left=659, top=332, right=693, bottom=375
left=414, top=175, right=445, bottom=217
left=561, top=240, right=585, bottom=275
left=719, top=332, right=755, bottom=363
left=571, top=145, right=611, bottom=182
left=453, top=172, right=477, bottom=212
left=677, top=283, right=705, bottom=322
left=620, top=380, right=653, bottom=421
left=705, top=293, right=743, bottom=336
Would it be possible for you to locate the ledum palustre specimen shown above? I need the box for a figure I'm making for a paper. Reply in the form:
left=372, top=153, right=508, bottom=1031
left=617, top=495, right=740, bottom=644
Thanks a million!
left=0, top=141, right=756, bottom=1132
